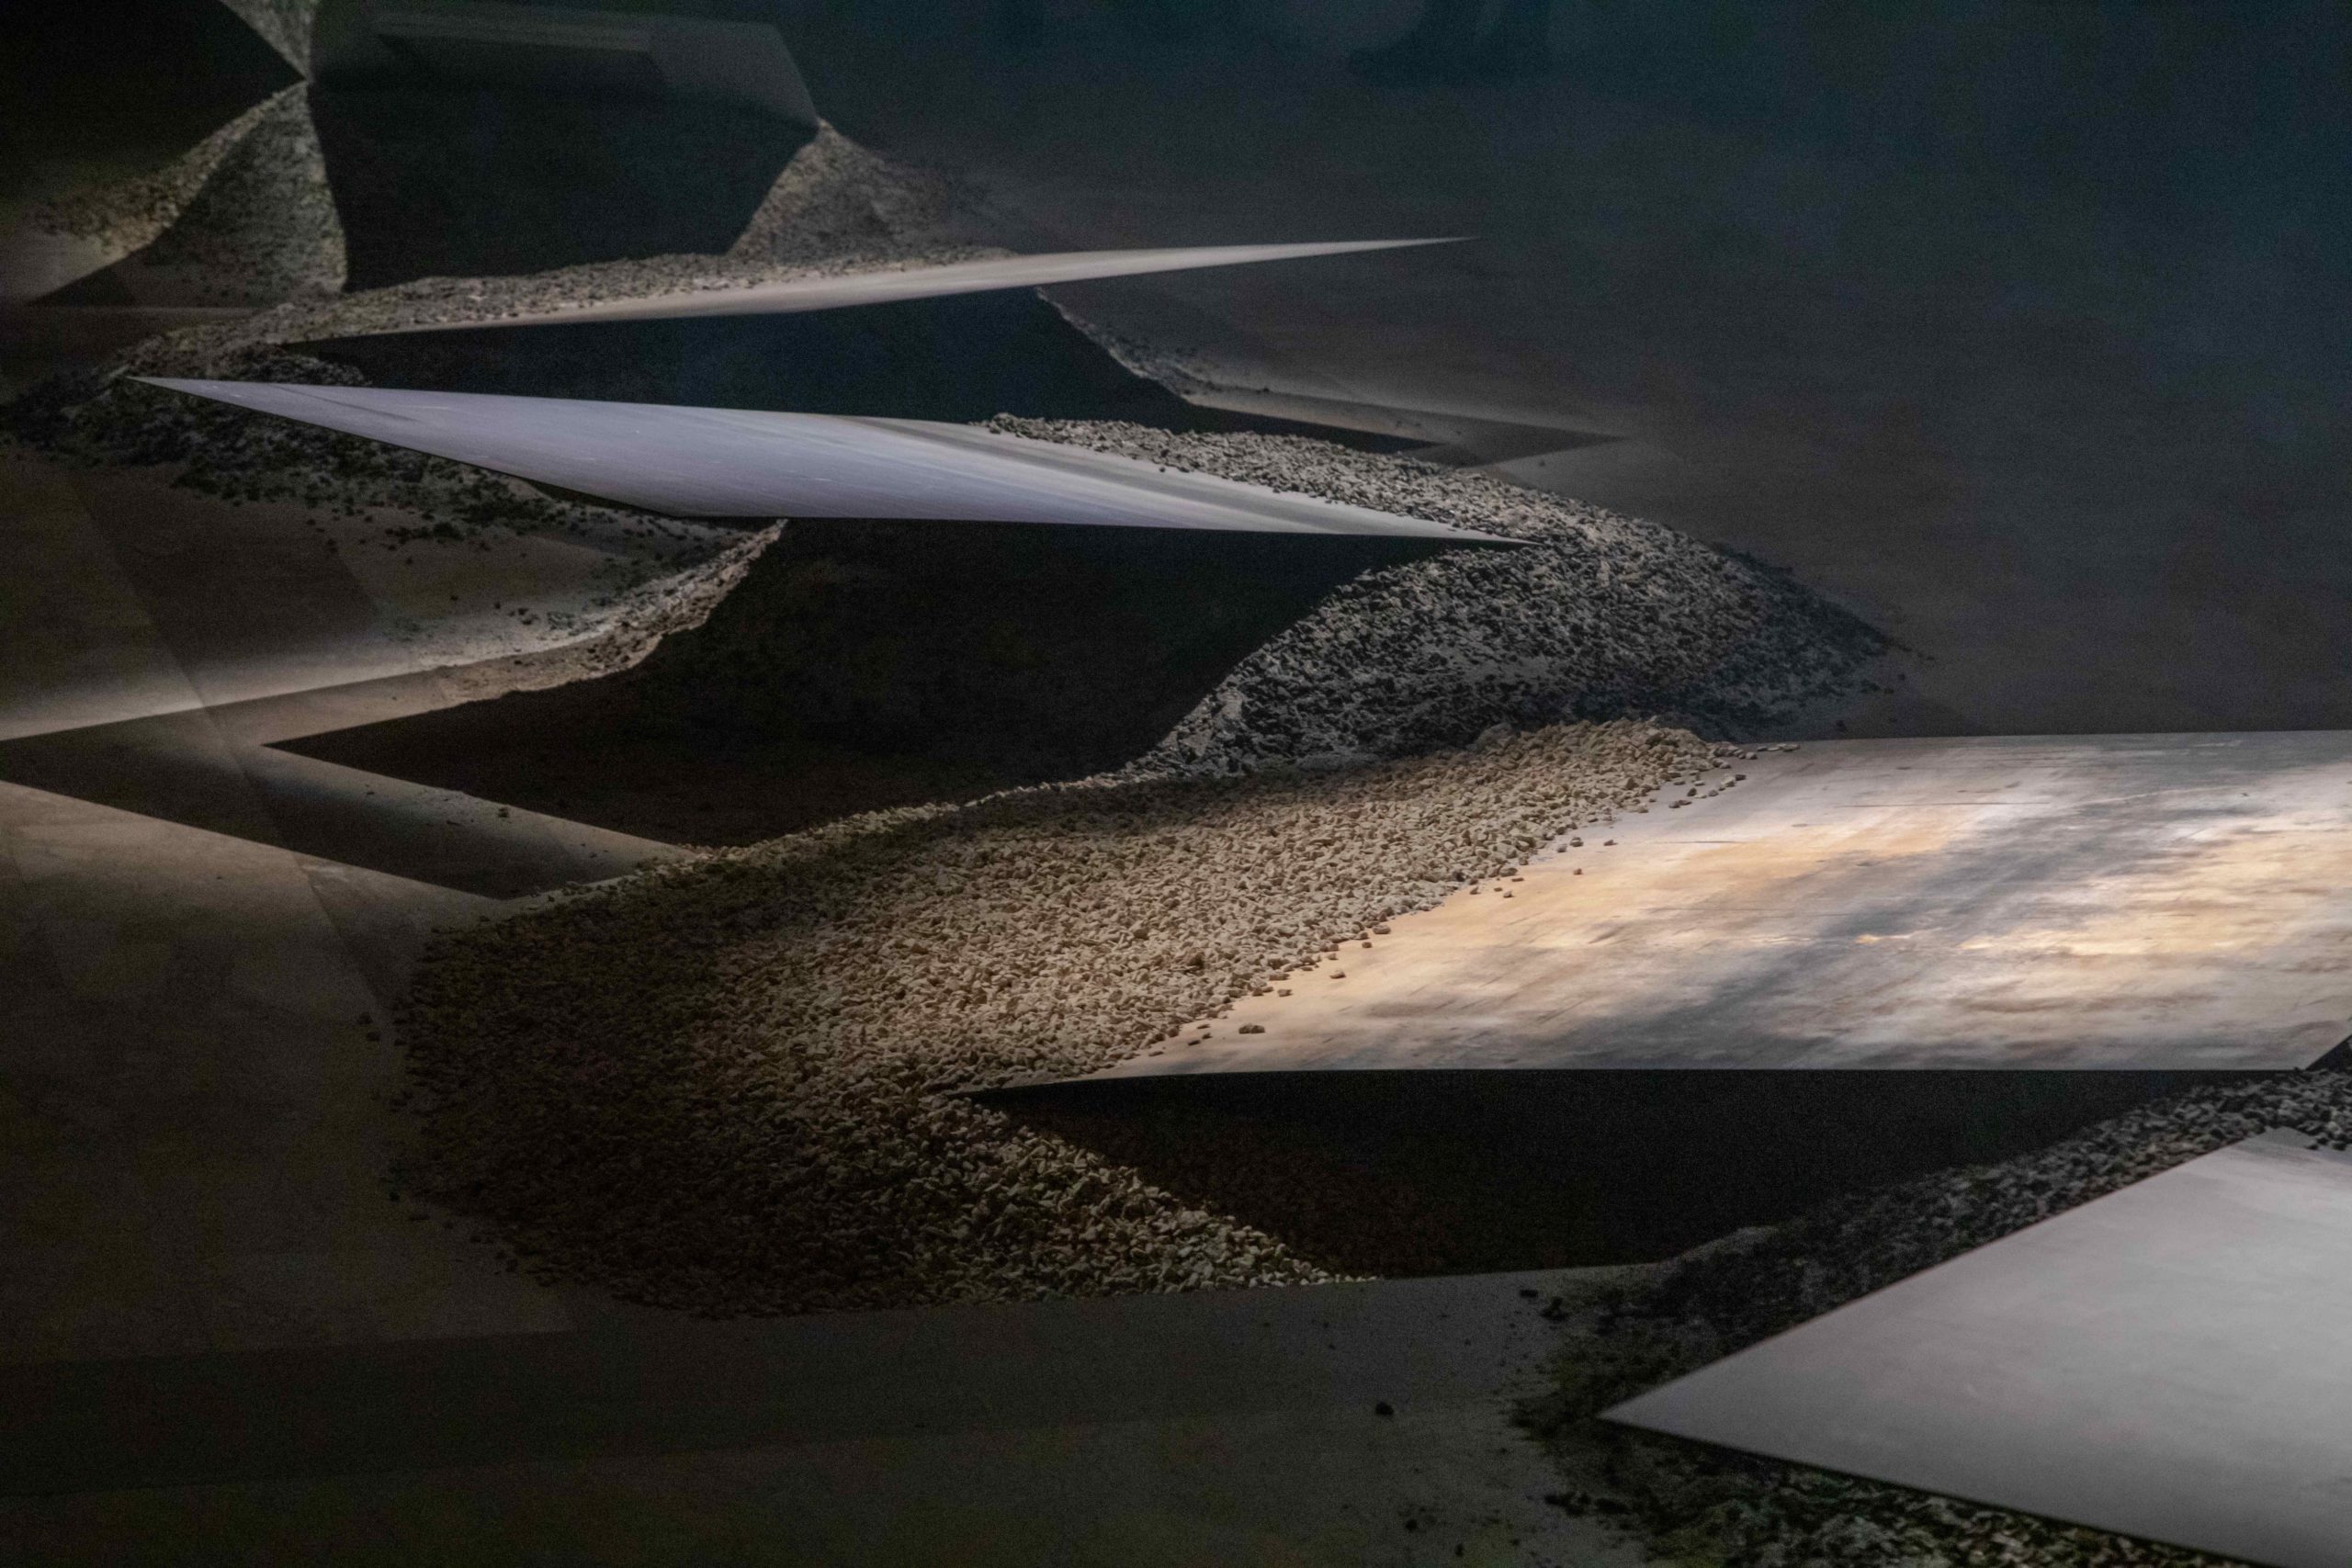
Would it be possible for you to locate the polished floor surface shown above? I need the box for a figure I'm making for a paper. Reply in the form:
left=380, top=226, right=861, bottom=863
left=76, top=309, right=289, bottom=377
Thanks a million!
left=1107, top=733, right=2352, bottom=1076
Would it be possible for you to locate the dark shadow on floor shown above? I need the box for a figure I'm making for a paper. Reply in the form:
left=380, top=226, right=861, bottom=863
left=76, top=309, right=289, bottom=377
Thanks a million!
left=277, top=681, right=1017, bottom=849
left=304, top=289, right=1437, bottom=439
left=308, top=85, right=813, bottom=290
left=279, top=519, right=1457, bottom=840
left=2, top=1, right=296, bottom=178
left=983, top=1068, right=2271, bottom=1278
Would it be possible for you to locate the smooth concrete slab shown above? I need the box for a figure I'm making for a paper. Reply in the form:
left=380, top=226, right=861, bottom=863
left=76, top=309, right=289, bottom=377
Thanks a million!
left=0, top=1268, right=1644, bottom=1568
left=139, top=379, right=1510, bottom=540
left=340, top=240, right=1455, bottom=333
left=1605, top=1132, right=2352, bottom=1568
left=0, top=441, right=657, bottom=1360
left=1102, top=733, right=2352, bottom=1076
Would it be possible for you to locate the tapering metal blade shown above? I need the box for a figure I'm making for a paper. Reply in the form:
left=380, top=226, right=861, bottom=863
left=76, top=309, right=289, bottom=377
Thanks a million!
left=341, top=239, right=1465, bottom=334
left=138, top=378, right=1512, bottom=541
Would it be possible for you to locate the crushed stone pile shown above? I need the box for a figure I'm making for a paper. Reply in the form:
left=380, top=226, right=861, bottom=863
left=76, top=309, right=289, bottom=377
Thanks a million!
left=33, top=96, right=265, bottom=252
left=36, top=85, right=344, bottom=304
left=393, top=721, right=1729, bottom=1314
left=1529, top=1071, right=2352, bottom=1565
left=40, top=93, right=965, bottom=314
left=123, top=124, right=970, bottom=345
left=993, top=418, right=1891, bottom=773
left=727, top=122, right=974, bottom=273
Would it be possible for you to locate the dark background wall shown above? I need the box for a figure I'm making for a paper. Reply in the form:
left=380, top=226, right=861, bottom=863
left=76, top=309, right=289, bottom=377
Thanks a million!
left=769, top=0, right=2352, bottom=740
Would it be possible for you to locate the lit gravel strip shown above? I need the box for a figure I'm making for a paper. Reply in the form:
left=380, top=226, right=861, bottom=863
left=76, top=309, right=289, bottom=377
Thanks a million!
left=394, top=722, right=1724, bottom=1315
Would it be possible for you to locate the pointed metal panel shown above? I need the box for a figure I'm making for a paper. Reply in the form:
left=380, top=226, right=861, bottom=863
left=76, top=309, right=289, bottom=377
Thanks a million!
left=138, top=378, right=1510, bottom=540
left=337, top=239, right=1464, bottom=334
left=1605, top=1133, right=2352, bottom=1568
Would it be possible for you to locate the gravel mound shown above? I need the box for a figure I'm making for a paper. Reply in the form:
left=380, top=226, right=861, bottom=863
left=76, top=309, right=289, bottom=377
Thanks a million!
left=1531, top=1071, right=2352, bottom=1564
left=33, top=96, right=266, bottom=252
left=992, top=418, right=1890, bottom=773
left=41, top=85, right=345, bottom=305
left=727, top=122, right=971, bottom=271
left=393, top=721, right=1729, bottom=1314
left=3, top=110, right=972, bottom=593
left=121, top=85, right=345, bottom=303
left=107, top=123, right=969, bottom=350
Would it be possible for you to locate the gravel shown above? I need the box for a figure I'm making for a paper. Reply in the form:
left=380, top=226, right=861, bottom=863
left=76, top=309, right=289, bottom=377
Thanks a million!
left=36, top=84, right=344, bottom=304
left=125, top=84, right=346, bottom=303
left=101, top=120, right=975, bottom=351
left=1527, top=1070, right=2352, bottom=1565
left=3, top=111, right=973, bottom=655
left=392, top=720, right=1731, bottom=1315
left=991, top=418, right=1892, bottom=773
left=34, top=96, right=269, bottom=249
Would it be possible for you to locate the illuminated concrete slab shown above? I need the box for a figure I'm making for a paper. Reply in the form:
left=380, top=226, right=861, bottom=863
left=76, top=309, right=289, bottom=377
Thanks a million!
left=1102, top=732, right=2352, bottom=1075
left=138, top=379, right=1509, bottom=540
left=1605, top=1133, right=2352, bottom=1568
left=332, top=240, right=1460, bottom=335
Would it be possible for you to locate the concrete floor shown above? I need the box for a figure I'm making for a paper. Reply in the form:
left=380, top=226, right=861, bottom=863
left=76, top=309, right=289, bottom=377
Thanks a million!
left=3, top=1268, right=1643, bottom=1568
left=1110, top=733, right=2352, bottom=1076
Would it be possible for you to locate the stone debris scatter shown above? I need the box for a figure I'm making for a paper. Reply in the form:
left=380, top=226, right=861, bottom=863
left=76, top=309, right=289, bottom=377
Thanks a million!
left=992, top=418, right=1890, bottom=773
left=395, top=722, right=1724, bottom=1315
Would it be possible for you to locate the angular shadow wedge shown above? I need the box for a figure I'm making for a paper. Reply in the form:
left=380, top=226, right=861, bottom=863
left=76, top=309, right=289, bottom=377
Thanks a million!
left=135, top=379, right=1517, bottom=541
left=334, top=239, right=1467, bottom=334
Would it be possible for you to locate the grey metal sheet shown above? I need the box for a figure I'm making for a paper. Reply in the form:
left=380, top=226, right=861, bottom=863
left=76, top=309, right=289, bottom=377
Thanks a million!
left=338, top=240, right=1459, bottom=334
left=136, top=379, right=1508, bottom=541
left=1098, top=731, right=2352, bottom=1075
left=316, top=0, right=820, bottom=127
left=1604, top=1132, right=2352, bottom=1568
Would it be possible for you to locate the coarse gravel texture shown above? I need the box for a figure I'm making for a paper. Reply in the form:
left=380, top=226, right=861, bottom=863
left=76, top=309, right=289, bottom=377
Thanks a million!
left=0, top=115, right=970, bottom=642
left=990, top=418, right=1893, bottom=773
left=1523, top=1072, right=2352, bottom=1566
left=32, top=95, right=265, bottom=248
left=392, top=720, right=1729, bottom=1315
left=119, top=119, right=976, bottom=349
left=34, top=84, right=345, bottom=305
left=118, top=84, right=346, bottom=303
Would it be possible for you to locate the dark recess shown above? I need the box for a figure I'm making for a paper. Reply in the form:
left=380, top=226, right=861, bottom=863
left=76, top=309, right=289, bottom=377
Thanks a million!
left=282, top=517, right=1455, bottom=842
left=1, top=0, right=297, bottom=182
left=308, top=85, right=814, bottom=288
left=985, top=1068, right=2270, bottom=1278
left=305, top=290, right=1436, bottom=434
